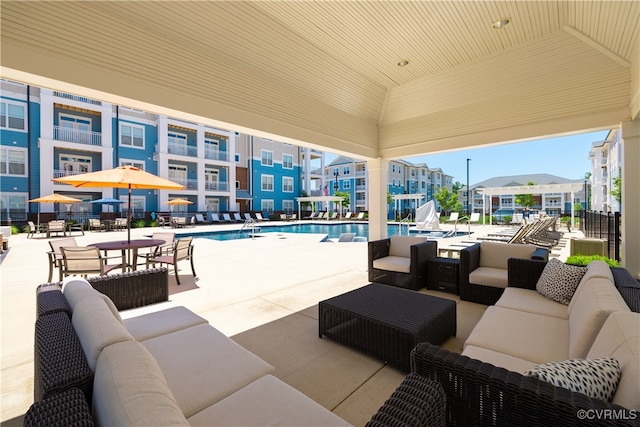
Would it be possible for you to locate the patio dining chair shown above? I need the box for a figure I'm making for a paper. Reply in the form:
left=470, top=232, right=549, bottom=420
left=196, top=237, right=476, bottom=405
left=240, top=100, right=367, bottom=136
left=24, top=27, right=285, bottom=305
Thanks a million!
left=60, top=246, right=123, bottom=279
left=136, top=232, right=175, bottom=268
left=146, top=236, right=196, bottom=285
left=88, top=218, right=105, bottom=232
left=27, top=221, right=46, bottom=238
left=47, top=237, right=78, bottom=282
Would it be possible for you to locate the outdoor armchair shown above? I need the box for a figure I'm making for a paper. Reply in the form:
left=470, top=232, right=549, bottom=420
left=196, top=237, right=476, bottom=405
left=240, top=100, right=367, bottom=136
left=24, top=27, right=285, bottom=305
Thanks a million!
left=60, top=246, right=123, bottom=278
left=46, top=220, right=67, bottom=238
left=368, top=236, right=437, bottom=290
left=146, top=236, right=196, bottom=285
left=88, top=218, right=105, bottom=232
left=47, top=237, right=78, bottom=282
left=136, top=232, right=175, bottom=268
left=27, top=221, right=46, bottom=238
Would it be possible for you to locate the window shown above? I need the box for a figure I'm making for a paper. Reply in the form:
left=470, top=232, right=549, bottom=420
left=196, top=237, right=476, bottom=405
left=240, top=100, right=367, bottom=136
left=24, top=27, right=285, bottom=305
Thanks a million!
left=261, top=200, right=274, bottom=213
left=205, top=168, right=219, bottom=190
left=283, top=200, right=294, bottom=212
left=261, top=174, right=274, bottom=191
left=120, top=123, right=144, bottom=148
left=205, top=197, right=219, bottom=213
left=0, top=101, right=26, bottom=131
left=235, top=154, right=240, bottom=162
left=343, top=166, right=350, bottom=174
left=343, top=180, right=350, bottom=190
left=119, top=159, right=144, bottom=170
left=261, top=150, right=273, bottom=166
left=122, top=196, right=145, bottom=216
left=282, top=176, right=293, bottom=192
left=0, top=193, right=27, bottom=220
left=282, top=154, right=293, bottom=169
left=392, top=165, right=396, bottom=172
left=0, top=147, right=27, bottom=175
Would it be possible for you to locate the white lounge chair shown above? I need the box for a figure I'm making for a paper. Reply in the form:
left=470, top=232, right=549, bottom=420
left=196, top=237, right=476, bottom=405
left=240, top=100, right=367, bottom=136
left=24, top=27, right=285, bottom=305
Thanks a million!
left=195, top=213, right=209, bottom=224
left=244, top=213, right=254, bottom=221
left=209, top=213, right=221, bottom=223
left=233, top=213, right=243, bottom=222
left=445, top=212, right=460, bottom=223
left=255, top=213, right=266, bottom=221
left=222, top=213, right=233, bottom=222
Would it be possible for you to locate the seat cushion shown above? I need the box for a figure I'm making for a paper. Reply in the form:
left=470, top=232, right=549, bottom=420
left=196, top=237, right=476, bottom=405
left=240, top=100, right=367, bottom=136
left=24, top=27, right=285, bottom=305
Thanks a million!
left=587, top=312, right=640, bottom=410
left=373, top=256, right=411, bottom=273
left=71, top=295, right=134, bottom=371
left=497, top=287, right=569, bottom=319
left=142, top=323, right=275, bottom=418
left=124, top=306, right=208, bottom=341
left=464, top=306, right=569, bottom=364
left=462, top=345, right=537, bottom=374
left=188, top=375, right=350, bottom=426
left=93, top=340, right=190, bottom=426
left=469, top=266, right=508, bottom=288
left=388, top=235, right=428, bottom=258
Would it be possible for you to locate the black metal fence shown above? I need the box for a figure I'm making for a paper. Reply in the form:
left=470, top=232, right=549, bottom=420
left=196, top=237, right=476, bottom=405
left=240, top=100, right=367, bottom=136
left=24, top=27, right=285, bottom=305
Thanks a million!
left=580, top=210, right=621, bottom=261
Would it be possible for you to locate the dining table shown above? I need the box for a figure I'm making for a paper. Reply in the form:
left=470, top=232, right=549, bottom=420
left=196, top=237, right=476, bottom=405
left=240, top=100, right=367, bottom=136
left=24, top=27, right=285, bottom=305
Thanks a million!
left=90, top=239, right=165, bottom=271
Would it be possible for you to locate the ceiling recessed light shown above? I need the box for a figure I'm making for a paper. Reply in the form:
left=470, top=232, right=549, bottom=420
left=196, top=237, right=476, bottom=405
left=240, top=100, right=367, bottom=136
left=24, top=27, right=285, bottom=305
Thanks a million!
left=397, top=60, right=409, bottom=67
left=492, top=17, right=511, bottom=30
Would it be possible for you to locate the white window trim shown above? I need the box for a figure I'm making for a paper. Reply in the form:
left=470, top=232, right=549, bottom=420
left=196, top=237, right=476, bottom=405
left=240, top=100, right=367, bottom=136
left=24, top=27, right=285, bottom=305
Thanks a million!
left=120, top=122, right=146, bottom=149
left=282, top=154, right=294, bottom=170
left=261, top=174, right=274, bottom=191
left=261, top=150, right=274, bottom=167
left=282, top=176, right=294, bottom=193
left=261, top=199, right=274, bottom=212
left=343, top=180, right=351, bottom=190
left=119, top=158, right=145, bottom=170
left=1, top=146, right=28, bottom=176
left=0, top=100, right=27, bottom=132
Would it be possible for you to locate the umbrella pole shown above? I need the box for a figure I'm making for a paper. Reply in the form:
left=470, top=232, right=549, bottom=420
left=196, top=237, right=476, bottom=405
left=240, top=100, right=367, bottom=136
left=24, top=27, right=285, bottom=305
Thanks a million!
left=127, top=185, right=132, bottom=244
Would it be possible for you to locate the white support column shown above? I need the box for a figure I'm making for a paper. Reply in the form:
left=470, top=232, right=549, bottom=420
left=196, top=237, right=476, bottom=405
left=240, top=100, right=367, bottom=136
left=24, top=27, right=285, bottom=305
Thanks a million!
left=367, top=158, right=388, bottom=241
left=228, top=132, right=237, bottom=211
left=196, top=126, right=205, bottom=211
left=621, top=118, right=640, bottom=278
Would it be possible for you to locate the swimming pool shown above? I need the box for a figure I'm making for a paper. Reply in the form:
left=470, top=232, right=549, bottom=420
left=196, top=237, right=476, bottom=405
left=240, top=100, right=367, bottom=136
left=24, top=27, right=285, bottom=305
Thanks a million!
left=181, top=222, right=467, bottom=241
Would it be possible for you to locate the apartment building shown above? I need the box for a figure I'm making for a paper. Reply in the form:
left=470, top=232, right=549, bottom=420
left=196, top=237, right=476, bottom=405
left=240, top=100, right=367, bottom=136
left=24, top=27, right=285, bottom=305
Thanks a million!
left=589, top=129, right=622, bottom=213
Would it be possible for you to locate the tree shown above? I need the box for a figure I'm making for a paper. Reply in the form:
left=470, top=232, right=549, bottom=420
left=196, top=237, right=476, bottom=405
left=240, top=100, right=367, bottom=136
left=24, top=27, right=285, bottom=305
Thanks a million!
left=610, top=168, right=622, bottom=206
left=434, top=187, right=460, bottom=215
left=334, top=191, right=350, bottom=211
left=515, top=181, right=536, bottom=211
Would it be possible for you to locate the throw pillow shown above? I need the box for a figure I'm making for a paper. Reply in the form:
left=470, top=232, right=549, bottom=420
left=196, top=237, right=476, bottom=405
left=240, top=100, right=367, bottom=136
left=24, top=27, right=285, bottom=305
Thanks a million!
left=536, top=258, right=586, bottom=305
left=524, top=358, right=621, bottom=402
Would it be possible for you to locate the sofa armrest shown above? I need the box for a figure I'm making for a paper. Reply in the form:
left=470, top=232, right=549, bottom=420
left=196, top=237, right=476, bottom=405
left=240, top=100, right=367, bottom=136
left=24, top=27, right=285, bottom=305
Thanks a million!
left=366, top=372, right=445, bottom=427
left=531, top=247, right=549, bottom=261
left=24, top=388, right=93, bottom=427
left=411, top=342, right=636, bottom=426
left=86, top=268, right=169, bottom=311
left=508, top=258, right=547, bottom=290
left=459, top=243, right=480, bottom=288
left=410, top=240, right=438, bottom=276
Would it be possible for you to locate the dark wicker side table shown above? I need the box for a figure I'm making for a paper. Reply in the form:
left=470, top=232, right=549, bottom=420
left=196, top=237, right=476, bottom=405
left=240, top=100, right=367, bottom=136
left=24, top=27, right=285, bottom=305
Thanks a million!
left=319, top=283, right=456, bottom=372
left=427, top=257, right=460, bottom=295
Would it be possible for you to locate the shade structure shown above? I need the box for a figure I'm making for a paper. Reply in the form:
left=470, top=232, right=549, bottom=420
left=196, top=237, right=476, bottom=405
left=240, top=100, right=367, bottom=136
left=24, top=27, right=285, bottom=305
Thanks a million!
left=165, top=198, right=193, bottom=205
left=29, top=194, right=82, bottom=228
left=53, top=166, right=185, bottom=242
left=90, top=197, right=125, bottom=214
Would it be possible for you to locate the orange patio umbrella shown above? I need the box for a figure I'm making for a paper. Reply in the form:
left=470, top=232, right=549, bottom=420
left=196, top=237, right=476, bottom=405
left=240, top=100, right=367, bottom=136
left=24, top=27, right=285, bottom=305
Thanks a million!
left=29, top=193, right=82, bottom=228
left=165, top=197, right=194, bottom=216
left=53, top=166, right=184, bottom=242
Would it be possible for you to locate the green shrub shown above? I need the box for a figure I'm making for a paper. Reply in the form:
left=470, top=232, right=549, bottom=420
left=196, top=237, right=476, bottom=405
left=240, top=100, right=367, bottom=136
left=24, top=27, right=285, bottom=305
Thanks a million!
left=503, top=215, right=512, bottom=224
left=565, top=254, right=619, bottom=267
left=133, top=219, right=147, bottom=228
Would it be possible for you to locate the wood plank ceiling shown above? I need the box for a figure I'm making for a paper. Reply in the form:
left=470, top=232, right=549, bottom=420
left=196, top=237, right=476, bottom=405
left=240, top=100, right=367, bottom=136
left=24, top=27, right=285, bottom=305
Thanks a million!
left=1, top=1, right=639, bottom=159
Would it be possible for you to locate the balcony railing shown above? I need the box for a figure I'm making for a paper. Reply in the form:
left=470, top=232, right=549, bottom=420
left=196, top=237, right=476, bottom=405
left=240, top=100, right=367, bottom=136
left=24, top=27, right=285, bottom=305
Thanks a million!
left=53, top=91, right=101, bottom=105
left=204, top=149, right=229, bottom=161
left=355, top=170, right=367, bottom=177
left=168, top=143, right=198, bottom=157
left=53, top=126, right=102, bottom=146
left=172, top=178, right=198, bottom=190
left=53, top=170, right=87, bottom=180
left=204, top=181, right=229, bottom=191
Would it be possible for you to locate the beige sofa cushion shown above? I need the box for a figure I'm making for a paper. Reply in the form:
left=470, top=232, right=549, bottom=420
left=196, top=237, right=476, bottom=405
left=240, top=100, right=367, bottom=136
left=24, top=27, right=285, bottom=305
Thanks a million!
left=479, top=241, right=536, bottom=269
left=93, top=340, right=190, bottom=426
left=124, top=306, right=208, bottom=341
left=464, top=306, right=569, bottom=364
left=587, top=312, right=640, bottom=410
left=71, top=295, right=134, bottom=371
left=373, top=256, right=411, bottom=273
left=462, top=345, right=537, bottom=374
left=188, top=375, right=350, bottom=426
left=497, top=288, right=569, bottom=319
left=62, top=277, right=123, bottom=324
left=388, top=235, right=428, bottom=258
left=567, top=276, right=629, bottom=359
left=469, top=267, right=508, bottom=288
left=143, top=323, right=275, bottom=418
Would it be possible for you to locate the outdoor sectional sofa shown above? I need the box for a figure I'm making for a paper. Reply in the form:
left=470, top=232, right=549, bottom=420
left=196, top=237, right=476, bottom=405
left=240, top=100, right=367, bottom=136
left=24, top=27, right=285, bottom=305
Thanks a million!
left=412, top=260, right=640, bottom=425
left=27, top=270, right=448, bottom=426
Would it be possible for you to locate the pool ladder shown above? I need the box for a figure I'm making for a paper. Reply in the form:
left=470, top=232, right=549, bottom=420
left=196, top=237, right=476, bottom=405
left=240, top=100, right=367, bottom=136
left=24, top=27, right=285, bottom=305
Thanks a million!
left=239, top=218, right=259, bottom=239
left=399, top=214, right=412, bottom=236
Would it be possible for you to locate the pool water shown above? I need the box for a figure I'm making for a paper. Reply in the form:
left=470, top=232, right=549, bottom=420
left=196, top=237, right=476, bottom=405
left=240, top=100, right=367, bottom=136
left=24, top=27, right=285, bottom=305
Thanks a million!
left=181, top=223, right=467, bottom=241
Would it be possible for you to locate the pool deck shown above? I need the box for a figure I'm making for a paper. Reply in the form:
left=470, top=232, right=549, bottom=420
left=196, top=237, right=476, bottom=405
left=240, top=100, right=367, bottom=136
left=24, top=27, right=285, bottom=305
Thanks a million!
left=0, top=220, right=579, bottom=425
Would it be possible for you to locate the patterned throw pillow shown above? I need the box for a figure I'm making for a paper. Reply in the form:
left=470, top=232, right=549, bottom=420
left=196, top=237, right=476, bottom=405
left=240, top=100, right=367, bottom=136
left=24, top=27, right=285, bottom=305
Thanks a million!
left=536, top=258, right=586, bottom=305
left=524, top=358, right=621, bottom=402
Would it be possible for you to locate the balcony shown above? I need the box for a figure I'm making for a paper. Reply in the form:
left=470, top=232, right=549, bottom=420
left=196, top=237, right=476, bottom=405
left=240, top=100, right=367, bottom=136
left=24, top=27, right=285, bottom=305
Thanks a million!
left=168, top=142, right=198, bottom=157
left=53, top=126, right=102, bottom=146
left=204, top=181, right=229, bottom=192
left=204, top=148, right=229, bottom=162
left=53, top=169, right=87, bottom=180
left=355, top=170, right=366, bottom=177
left=172, top=178, right=198, bottom=190
left=53, top=91, right=101, bottom=105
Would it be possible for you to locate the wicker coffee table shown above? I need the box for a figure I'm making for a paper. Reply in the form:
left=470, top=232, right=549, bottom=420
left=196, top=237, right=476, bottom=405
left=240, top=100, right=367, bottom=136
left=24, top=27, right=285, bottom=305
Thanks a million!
left=319, top=283, right=456, bottom=372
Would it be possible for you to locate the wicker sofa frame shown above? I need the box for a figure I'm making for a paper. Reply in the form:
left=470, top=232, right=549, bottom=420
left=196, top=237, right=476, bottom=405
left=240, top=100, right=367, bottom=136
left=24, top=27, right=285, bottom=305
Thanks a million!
left=459, top=243, right=548, bottom=305
left=368, top=238, right=437, bottom=290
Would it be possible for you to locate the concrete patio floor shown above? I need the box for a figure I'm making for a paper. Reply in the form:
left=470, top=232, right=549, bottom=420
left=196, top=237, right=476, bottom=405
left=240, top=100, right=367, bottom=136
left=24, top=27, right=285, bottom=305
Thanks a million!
left=0, top=220, right=579, bottom=426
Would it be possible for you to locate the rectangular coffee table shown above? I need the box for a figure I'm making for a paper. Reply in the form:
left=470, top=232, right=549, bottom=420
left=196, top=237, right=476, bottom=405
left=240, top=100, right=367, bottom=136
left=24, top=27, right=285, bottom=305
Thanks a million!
left=319, top=283, right=456, bottom=372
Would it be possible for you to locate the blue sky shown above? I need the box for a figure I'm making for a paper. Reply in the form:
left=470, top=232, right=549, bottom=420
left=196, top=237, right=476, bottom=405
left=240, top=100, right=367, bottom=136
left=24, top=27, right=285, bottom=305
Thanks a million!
left=329, top=130, right=610, bottom=186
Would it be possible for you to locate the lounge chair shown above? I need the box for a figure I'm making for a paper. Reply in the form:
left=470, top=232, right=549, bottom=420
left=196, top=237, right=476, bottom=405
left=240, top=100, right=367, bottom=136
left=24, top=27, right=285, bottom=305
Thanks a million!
left=243, top=213, right=254, bottom=221
left=255, top=213, right=266, bottom=221
left=210, top=213, right=221, bottom=223
left=355, top=212, right=365, bottom=220
left=304, top=211, right=319, bottom=220
left=337, top=233, right=355, bottom=242
left=344, top=212, right=353, bottom=220
left=445, top=212, right=460, bottom=224
left=222, top=213, right=233, bottom=222
left=328, top=212, right=338, bottom=220
left=233, top=213, right=243, bottom=222
left=195, top=214, right=209, bottom=224
left=464, top=212, right=480, bottom=224
left=146, top=236, right=196, bottom=285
